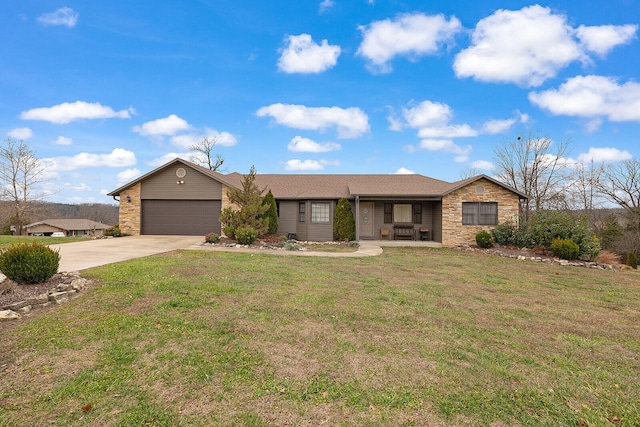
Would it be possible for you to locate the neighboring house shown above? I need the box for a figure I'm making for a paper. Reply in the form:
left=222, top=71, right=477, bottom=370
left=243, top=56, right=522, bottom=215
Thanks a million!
left=107, top=158, right=527, bottom=247
left=25, top=219, right=111, bottom=237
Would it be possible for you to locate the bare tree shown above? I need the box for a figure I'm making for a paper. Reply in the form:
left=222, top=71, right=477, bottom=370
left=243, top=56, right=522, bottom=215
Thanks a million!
left=594, top=158, right=640, bottom=256
left=189, top=136, right=225, bottom=171
left=492, top=132, right=570, bottom=221
left=0, top=138, right=46, bottom=235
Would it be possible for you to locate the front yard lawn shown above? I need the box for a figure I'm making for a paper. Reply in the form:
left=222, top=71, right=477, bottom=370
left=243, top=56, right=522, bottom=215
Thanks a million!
left=0, top=247, right=638, bottom=426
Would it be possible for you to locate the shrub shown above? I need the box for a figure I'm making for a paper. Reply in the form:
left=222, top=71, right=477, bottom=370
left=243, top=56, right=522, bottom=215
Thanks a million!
left=626, top=252, right=638, bottom=269
left=333, top=198, right=356, bottom=241
left=104, top=224, right=122, bottom=237
left=550, top=238, right=580, bottom=260
left=235, top=227, right=257, bottom=245
left=595, top=250, right=621, bottom=265
left=475, top=231, right=494, bottom=248
left=283, top=241, right=303, bottom=251
left=223, top=226, right=235, bottom=240
left=0, top=242, right=60, bottom=284
left=348, top=240, right=360, bottom=247
left=262, top=190, right=279, bottom=235
left=491, top=219, right=530, bottom=247
left=205, top=232, right=220, bottom=244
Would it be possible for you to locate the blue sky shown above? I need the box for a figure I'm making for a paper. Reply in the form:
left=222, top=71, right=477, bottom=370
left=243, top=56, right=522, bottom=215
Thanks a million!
left=1, top=1, right=638, bottom=204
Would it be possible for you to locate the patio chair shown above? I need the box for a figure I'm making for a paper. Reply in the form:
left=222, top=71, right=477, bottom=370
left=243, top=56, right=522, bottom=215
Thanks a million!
left=379, top=226, right=391, bottom=240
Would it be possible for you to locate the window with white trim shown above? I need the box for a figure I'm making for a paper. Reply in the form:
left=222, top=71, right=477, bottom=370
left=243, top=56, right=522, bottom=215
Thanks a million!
left=462, top=202, right=498, bottom=225
left=311, top=203, right=330, bottom=223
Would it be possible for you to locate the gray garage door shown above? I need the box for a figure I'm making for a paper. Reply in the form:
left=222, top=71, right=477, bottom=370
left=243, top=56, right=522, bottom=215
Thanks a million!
left=141, top=200, right=221, bottom=235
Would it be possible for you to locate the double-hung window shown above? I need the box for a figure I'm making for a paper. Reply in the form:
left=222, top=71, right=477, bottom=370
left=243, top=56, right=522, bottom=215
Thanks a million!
left=462, top=202, right=498, bottom=225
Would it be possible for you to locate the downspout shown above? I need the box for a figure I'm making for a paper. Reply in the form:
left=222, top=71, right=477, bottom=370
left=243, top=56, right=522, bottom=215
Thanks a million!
left=112, top=195, right=120, bottom=202
left=355, top=196, right=360, bottom=241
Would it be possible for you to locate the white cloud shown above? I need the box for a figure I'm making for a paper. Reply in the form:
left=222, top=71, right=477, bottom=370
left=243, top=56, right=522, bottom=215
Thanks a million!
left=117, top=168, right=142, bottom=186
left=44, top=148, right=137, bottom=173
left=287, top=136, right=341, bottom=153
left=257, top=103, right=369, bottom=138
left=529, top=75, right=640, bottom=122
left=7, top=127, right=33, bottom=140
left=575, top=24, right=637, bottom=56
left=52, top=136, right=73, bottom=146
left=471, top=160, right=494, bottom=171
left=38, top=7, right=78, bottom=27
left=481, top=111, right=529, bottom=134
left=453, top=5, right=636, bottom=87
left=395, top=167, right=415, bottom=174
left=284, top=159, right=340, bottom=171
left=147, top=152, right=192, bottom=167
left=357, top=13, right=461, bottom=73
left=278, top=34, right=341, bottom=74
left=171, top=128, right=237, bottom=149
left=576, top=147, right=633, bottom=164
left=481, top=118, right=515, bottom=134
left=21, top=101, right=134, bottom=124
left=417, top=124, right=477, bottom=139
left=319, top=0, right=335, bottom=14
left=405, top=139, right=471, bottom=162
left=64, top=182, right=91, bottom=192
left=133, top=114, right=191, bottom=136
left=393, top=100, right=478, bottom=138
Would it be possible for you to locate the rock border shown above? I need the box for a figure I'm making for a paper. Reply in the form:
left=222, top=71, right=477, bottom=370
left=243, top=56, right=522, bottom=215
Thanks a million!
left=457, top=246, right=619, bottom=270
left=0, top=272, right=90, bottom=322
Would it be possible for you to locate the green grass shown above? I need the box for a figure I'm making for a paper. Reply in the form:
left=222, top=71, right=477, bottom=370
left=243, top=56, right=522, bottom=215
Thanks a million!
left=0, top=247, right=639, bottom=426
left=0, top=235, right=89, bottom=248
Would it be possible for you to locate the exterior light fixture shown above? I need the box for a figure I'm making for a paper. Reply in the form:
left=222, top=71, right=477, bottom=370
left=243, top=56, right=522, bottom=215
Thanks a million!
left=126, top=195, right=131, bottom=203
left=177, top=180, right=185, bottom=185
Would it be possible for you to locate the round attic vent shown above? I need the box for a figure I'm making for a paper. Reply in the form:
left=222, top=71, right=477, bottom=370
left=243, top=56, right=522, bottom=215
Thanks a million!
left=176, top=168, right=186, bottom=178
left=475, top=184, right=485, bottom=194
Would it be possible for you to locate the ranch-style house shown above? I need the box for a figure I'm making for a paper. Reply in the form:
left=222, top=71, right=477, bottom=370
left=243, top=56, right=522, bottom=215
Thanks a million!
left=108, top=158, right=527, bottom=247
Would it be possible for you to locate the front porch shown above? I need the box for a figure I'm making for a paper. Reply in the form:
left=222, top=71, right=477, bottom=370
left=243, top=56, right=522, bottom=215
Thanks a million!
left=358, top=239, right=442, bottom=248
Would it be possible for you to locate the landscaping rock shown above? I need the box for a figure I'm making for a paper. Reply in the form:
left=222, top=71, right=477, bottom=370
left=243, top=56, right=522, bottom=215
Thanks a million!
left=0, top=310, right=20, bottom=321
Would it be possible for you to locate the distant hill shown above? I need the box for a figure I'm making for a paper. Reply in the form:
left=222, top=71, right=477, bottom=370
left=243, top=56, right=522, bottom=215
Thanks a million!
left=1, top=201, right=119, bottom=230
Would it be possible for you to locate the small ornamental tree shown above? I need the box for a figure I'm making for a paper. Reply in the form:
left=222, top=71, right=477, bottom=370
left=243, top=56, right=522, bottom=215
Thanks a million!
left=333, top=198, right=356, bottom=241
left=219, top=166, right=269, bottom=237
left=262, top=190, right=278, bottom=235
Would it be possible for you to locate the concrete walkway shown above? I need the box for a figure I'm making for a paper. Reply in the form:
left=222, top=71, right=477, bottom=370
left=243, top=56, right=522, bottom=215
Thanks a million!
left=49, top=237, right=442, bottom=272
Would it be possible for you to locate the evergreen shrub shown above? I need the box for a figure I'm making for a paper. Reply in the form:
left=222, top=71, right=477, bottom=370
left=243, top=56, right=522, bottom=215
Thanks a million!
left=475, top=231, right=494, bottom=248
left=550, top=238, right=580, bottom=260
left=235, top=227, right=257, bottom=245
left=0, top=242, right=60, bottom=284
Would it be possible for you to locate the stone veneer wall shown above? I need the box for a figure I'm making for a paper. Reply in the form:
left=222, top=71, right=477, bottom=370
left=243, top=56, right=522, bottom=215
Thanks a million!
left=441, top=178, right=521, bottom=247
left=119, top=182, right=141, bottom=236
left=220, top=184, right=234, bottom=237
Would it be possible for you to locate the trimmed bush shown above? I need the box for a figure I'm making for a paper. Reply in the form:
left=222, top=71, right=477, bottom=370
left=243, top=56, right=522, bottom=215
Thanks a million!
left=626, top=252, right=638, bottom=269
left=205, top=232, right=220, bottom=244
left=550, top=238, right=580, bottom=260
left=223, top=226, right=235, bottom=240
left=104, top=224, right=122, bottom=237
left=475, top=231, right=494, bottom=248
left=0, top=242, right=60, bottom=284
left=333, top=198, right=356, bottom=241
left=235, top=227, right=257, bottom=245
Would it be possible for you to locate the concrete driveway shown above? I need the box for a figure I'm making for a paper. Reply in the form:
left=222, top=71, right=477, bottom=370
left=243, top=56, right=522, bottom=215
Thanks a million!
left=49, top=236, right=200, bottom=272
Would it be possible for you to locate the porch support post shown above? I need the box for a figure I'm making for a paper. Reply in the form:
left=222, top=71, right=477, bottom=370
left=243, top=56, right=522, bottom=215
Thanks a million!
left=355, top=196, right=360, bottom=241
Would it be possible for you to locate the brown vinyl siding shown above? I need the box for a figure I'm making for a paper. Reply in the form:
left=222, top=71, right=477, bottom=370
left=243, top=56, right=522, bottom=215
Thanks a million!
left=277, top=201, right=298, bottom=236
left=141, top=164, right=222, bottom=200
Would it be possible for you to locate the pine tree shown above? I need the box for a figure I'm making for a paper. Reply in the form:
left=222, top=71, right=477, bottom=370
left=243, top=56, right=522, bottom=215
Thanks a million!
left=219, top=166, right=269, bottom=236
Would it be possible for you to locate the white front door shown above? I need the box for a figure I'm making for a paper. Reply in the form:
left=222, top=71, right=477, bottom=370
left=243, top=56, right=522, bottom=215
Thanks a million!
left=359, top=202, right=374, bottom=238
